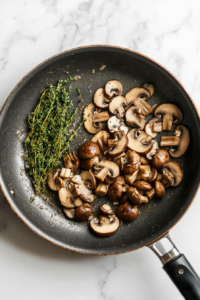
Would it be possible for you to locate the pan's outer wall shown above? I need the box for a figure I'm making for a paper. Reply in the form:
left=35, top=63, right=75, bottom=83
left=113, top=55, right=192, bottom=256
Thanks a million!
left=0, top=45, right=200, bottom=255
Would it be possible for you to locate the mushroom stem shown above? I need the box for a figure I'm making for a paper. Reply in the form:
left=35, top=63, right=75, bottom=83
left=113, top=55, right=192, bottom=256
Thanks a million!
left=95, top=167, right=110, bottom=182
left=160, top=136, right=180, bottom=147
left=93, top=112, right=109, bottom=122
left=117, top=105, right=125, bottom=117
left=152, top=122, right=162, bottom=132
left=107, top=139, right=118, bottom=148
left=162, top=114, right=173, bottom=131
left=140, top=195, right=149, bottom=203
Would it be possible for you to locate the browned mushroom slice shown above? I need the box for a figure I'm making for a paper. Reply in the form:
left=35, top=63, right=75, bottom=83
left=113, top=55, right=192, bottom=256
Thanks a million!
left=109, top=96, right=127, bottom=118
left=90, top=215, right=119, bottom=237
left=140, top=155, right=150, bottom=165
left=63, top=208, right=75, bottom=220
left=144, top=117, right=161, bottom=138
left=126, top=187, right=149, bottom=205
left=154, top=181, right=165, bottom=198
left=141, top=83, right=155, bottom=97
left=47, top=169, right=62, bottom=191
left=99, top=204, right=114, bottom=215
left=162, top=162, right=183, bottom=187
left=132, top=181, right=152, bottom=191
left=146, top=140, right=159, bottom=160
left=107, top=116, right=124, bottom=133
left=70, top=175, right=84, bottom=185
left=108, top=182, right=125, bottom=202
left=97, top=136, right=110, bottom=153
left=79, top=141, right=100, bottom=159
left=154, top=103, right=183, bottom=131
left=74, top=185, right=95, bottom=202
left=80, top=156, right=99, bottom=170
left=127, top=129, right=153, bottom=154
left=125, top=87, right=153, bottom=116
left=116, top=202, right=138, bottom=222
left=95, top=182, right=108, bottom=197
left=105, top=80, right=123, bottom=98
left=59, top=168, right=71, bottom=179
left=125, top=106, right=145, bottom=129
left=75, top=204, right=93, bottom=221
left=160, top=125, right=190, bottom=158
left=83, top=103, right=102, bottom=134
left=80, top=171, right=96, bottom=190
left=121, top=150, right=141, bottom=174
left=63, top=152, right=80, bottom=172
left=74, top=197, right=83, bottom=207
left=147, top=167, right=158, bottom=182
left=139, top=165, right=151, bottom=180
left=93, top=111, right=109, bottom=123
left=93, top=88, right=110, bottom=108
left=145, top=188, right=155, bottom=200
left=115, top=175, right=125, bottom=185
left=152, top=122, right=163, bottom=133
left=108, top=131, right=128, bottom=157
left=91, top=130, right=110, bottom=143
left=124, top=169, right=139, bottom=185
left=93, top=160, right=120, bottom=182
left=152, top=149, right=170, bottom=169
left=59, top=186, right=77, bottom=208
left=161, top=174, right=173, bottom=188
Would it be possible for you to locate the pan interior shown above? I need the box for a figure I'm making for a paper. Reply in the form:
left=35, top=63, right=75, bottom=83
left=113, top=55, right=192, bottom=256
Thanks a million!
left=0, top=46, right=200, bottom=254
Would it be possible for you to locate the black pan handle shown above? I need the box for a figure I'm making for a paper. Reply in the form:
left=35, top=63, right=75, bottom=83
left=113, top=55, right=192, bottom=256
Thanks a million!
left=148, top=233, right=200, bottom=300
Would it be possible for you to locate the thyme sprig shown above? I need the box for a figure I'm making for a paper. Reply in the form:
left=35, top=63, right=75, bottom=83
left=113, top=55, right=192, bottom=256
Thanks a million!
left=25, top=78, right=83, bottom=196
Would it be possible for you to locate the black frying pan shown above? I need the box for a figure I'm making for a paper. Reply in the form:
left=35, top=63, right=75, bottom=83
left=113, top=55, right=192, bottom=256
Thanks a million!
left=1, top=45, right=200, bottom=299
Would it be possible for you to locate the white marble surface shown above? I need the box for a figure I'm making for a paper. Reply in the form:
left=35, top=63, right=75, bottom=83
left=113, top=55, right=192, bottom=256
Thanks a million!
left=1, top=0, right=200, bottom=299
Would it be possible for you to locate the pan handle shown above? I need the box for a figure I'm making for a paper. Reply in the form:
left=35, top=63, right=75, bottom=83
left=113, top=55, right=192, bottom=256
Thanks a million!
left=148, top=233, right=200, bottom=300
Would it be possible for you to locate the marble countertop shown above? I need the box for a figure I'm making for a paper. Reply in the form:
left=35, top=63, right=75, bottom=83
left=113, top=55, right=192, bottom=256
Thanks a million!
left=1, top=0, right=200, bottom=299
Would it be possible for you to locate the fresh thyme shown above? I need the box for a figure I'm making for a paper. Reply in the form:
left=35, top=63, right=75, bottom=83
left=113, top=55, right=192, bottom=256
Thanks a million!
left=24, top=78, right=83, bottom=196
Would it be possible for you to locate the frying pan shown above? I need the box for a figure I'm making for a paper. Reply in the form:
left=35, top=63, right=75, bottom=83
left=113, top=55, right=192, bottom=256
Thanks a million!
left=0, top=45, right=200, bottom=299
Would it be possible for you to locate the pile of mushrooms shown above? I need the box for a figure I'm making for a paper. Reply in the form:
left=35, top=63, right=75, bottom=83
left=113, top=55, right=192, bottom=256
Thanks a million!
left=47, top=80, right=189, bottom=238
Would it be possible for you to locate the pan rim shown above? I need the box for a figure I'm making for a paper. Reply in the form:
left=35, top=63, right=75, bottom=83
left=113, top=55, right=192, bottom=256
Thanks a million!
left=0, top=44, right=200, bottom=255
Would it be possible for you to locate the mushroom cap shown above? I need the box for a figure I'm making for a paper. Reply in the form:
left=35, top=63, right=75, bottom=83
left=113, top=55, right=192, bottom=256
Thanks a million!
left=79, top=141, right=100, bottom=159
left=109, top=96, right=127, bottom=118
left=154, top=103, right=183, bottom=124
left=80, top=156, right=99, bottom=170
left=94, top=160, right=120, bottom=179
left=125, top=106, right=145, bottom=130
left=154, top=181, right=166, bottom=198
left=105, top=80, right=123, bottom=98
left=63, top=152, right=80, bottom=172
left=108, top=131, right=128, bottom=157
left=144, top=117, right=161, bottom=138
left=47, top=169, right=61, bottom=191
left=125, top=87, right=151, bottom=105
left=122, top=150, right=141, bottom=174
left=116, top=202, right=138, bottom=222
left=152, top=149, right=170, bottom=169
left=124, top=169, right=139, bottom=185
left=107, top=116, right=123, bottom=133
left=169, top=125, right=190, bottom=158
left=99, top=204, right=114, bottom=215
left=132, top=181, right=152, bottom=191
left=141, top=83, right=155, bottom=97
left=90, top=215, right=119, bottom=237
left=59, top=187, right=76, bottom=208
left=93, top=88, right=110, bottom=108
left=126, top=187, right=142, bottom=205
left=91, top=130, right=110, bottom=143
left=75, top=204, right=93, bottom=221
left=108, top=181, right=124, bottom=202
left=63, top=208, right=75, bottom=220
left=146, top=140, right=159, bottom=160
left=80, top=171, right=96, bottom=190
left=83, top=103, right=102, bottom=134
left=162, top=162, right=183, bottom=187
left=127, top=129, right=153, bottom=154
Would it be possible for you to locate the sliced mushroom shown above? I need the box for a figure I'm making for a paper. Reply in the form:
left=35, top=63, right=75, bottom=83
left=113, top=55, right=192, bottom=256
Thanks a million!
left=97, top=136, right=110, bottom=153
left=47, top=169, right=61, bottom=191
left=152, top=122, right=163, bottom=133
left=146, top=140, right=159, bottom=160
left=108, top=131, right=128, bottom=157
left=59, top=186, right=77, bottom=208
left=126, top=187, right=149, bottom=205
left=75, top=204, right=93, bottom=221
left=119, top=124, right=129, bottom=134
left=140, top=156, right=150, bottom=165
left=145, top=188, right=155, bottom=200
left=79, top=141, right=100, bottom=159
left=99, top=204, right=114, bottom=215
left=161, top=174, right=172, bottom=188
left=112, top=152, right=126, bottom=166
left=152, top=149, right=170, bottom=169
left=138, top=165, right=151, bottom=180
left=70, top=175, right=84, bottom=185
left=108, top=182, right=125, bottom=202
left=95, top=182, right=108, bottom=197
left=160, top=125, right=190, bottom=158
left=81, top=171, right=96, bottom=190
left=93, top=160, right=120, bottom=182
left=125, top=87, right=153, bottom=116
left=154, top=103, right=183, bottom=131
left=90, top=215, right=119, bottom=237
left=109, top=96, right=127, bottom=118
left=83, top=103, right=102, bottom=134
left=94, top=88, right=110, bottom=108
left=93, top=111, right=109, bottom=123
left=63, top=152, right=80, bottom=172
left=125, top=106, right=145, bottom=129
left=162, top=162, right=183, bottom=187
left=147, top=167, right=158, bottom=182
left=105, top=80, right=123, bottom=98
left=91, top=130, right=110, bottom=143
left=116, top=202, right=138, bottom=222
left=59, top=168, right=71, bottom=179
left=80, top=156, right=99, bottom=170
left=124, top=169, right=139, bottom=185
left=128, top=129, right=153, bottom=154
left=132, top=181, right=152, bottom=191
left=74, top=185, right=95, bottom=202
left=115, top=176, right=125, bottom=186
left=121, top=150, right=141, bottom=174
left=107, top=116, right=124, bottom=133
left=154, top=181, right=165, bottom=198
left=63, top=208, right=75, bottom=220
left=141, top=83, right=155, bottom=97
left=144, top=117, right=161, bottom=138
left=74, top=197, right=83, bottom=207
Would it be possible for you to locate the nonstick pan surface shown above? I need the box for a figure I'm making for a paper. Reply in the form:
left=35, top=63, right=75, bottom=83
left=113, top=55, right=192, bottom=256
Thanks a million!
left=0, top=45, right=200, bottom=255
